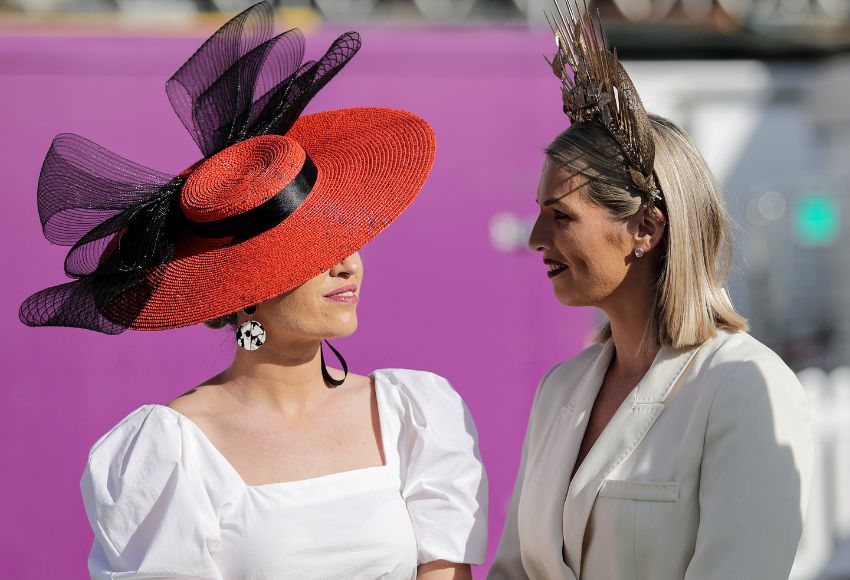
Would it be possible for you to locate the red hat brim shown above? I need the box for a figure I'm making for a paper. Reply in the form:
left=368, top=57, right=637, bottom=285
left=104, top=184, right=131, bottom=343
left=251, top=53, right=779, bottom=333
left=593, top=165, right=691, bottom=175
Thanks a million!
left=121, top=107, right=436, bottom=330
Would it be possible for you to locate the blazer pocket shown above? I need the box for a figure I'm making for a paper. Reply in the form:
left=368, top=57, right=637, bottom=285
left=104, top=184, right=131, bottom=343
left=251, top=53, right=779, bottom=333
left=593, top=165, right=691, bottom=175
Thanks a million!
left=599, top=479, right=679, bottom=502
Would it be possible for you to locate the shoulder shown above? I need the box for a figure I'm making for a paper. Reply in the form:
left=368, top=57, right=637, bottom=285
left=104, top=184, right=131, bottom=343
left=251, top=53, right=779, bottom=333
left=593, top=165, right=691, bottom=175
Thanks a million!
left=84, top=405, right=187, bottom=501
left=372, top=368, right=457, bottom=391
left=86, top=404, right=183, bottom=468
left=543, top=341, right=607, bottom=380
left=704, top=330, right=788, bottom=369
left=692, top=335, right=814, bottom=487
left=535, top=341, right=608, bottom=406
left=164, top=373, right=230, bottom=421
left=81, top=405, right=192, bottom=555
left=699, top=331, right=801, bottom=397
left=372, top=368, right=479, bottom=450
left=372, top=368, right=467, bottom=418
left=696, top=331, right=809, bottom=431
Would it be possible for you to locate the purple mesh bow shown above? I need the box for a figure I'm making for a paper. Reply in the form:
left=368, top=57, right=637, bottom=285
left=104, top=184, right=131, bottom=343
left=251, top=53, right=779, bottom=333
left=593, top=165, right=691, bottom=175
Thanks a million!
left=19, top=1, right=361, bottom=334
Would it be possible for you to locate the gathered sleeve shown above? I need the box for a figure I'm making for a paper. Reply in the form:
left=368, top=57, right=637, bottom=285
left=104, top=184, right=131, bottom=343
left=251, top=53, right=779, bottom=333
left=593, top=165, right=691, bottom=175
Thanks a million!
left=382, top=369, right=488, bottom=566
left=80, top=405, right=223, bottom=579
left=683, top=357, right=814, bottom=580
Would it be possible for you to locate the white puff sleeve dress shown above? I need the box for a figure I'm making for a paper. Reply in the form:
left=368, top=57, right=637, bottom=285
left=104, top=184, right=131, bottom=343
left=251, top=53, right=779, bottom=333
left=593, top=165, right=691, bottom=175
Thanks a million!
left=81, top=369, right=488, bottom=579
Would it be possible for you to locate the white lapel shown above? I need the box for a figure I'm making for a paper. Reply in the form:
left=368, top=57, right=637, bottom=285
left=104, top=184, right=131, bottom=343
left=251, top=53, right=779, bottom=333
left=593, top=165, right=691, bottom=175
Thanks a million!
left=519, top=341, right=614, bottom=579
left=560, top=340, right=703, bottom=577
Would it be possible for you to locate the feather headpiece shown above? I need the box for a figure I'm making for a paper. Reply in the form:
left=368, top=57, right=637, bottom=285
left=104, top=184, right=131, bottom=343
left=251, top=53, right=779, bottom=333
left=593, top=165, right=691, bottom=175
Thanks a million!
left=545, top=0, right=664, bottom=212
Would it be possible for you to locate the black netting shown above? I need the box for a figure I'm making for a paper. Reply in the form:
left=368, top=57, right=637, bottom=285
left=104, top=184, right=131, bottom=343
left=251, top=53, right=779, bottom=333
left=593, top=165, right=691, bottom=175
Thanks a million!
left=20, top=0, right=361, bottom=333
left=166, top=1, right=360, bottom=156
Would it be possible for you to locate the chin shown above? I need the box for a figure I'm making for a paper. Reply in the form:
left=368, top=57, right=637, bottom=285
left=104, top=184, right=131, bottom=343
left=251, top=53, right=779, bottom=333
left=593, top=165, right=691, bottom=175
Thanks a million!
left=324, top=318, right=358, bottom=339
left=554, top=290, right=590, bottom=308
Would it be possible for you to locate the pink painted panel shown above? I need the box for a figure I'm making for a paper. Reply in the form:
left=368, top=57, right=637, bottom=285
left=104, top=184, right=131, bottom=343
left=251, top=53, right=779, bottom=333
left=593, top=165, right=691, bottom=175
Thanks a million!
left=0, top=27, right=592, bottom=577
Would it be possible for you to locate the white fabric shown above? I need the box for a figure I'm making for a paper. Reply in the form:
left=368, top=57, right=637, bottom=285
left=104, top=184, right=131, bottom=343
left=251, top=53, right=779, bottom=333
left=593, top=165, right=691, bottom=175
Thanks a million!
left=81, top=369, right=488, bottom=580
left=489, top=330, right=814, bottom=580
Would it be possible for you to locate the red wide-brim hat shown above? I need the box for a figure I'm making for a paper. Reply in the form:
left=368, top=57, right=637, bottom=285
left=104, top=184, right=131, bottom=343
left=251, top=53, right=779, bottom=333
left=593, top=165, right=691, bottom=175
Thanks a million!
left=19, top=1, right=435, bottom=334
left=130, top=107, right=435, bottom=329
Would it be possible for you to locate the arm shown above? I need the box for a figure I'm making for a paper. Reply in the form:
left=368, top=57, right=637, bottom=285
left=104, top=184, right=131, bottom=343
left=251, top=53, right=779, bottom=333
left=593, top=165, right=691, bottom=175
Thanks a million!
left=418, top=561, right=473, bottom=579
left=683, top=357, right=814, bottom=580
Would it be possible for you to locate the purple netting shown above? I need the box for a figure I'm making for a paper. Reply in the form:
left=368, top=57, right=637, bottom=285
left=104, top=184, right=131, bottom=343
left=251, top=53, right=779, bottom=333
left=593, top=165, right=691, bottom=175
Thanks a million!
left=20, top=0, right=361, bottom=333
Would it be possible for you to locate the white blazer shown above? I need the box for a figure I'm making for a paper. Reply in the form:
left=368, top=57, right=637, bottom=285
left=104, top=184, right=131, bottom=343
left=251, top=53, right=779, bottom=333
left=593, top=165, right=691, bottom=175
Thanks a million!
left=489, top=330, right=813, bottom=580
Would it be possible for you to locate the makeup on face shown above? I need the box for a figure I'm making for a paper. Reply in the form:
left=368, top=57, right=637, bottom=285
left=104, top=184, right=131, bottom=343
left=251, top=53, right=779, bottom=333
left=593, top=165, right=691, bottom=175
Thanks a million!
left=537, top=165, right=647, bottom=312
left=323, top=283, right=358, bottom=304
left=535, top=188, right=578, bottom=281
left=544, top=257, right=569, bottom=278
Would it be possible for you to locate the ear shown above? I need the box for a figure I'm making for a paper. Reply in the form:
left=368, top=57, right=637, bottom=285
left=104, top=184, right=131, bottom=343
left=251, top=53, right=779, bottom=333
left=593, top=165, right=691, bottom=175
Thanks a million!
left=629, top=203, right=667, bottom=254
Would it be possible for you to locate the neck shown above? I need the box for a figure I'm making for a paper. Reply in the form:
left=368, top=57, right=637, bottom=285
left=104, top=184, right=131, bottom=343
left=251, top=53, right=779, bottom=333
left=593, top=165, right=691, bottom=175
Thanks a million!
left=219, top=336, right=333, bottom=415
left=600, top=270, right=660, bottom=380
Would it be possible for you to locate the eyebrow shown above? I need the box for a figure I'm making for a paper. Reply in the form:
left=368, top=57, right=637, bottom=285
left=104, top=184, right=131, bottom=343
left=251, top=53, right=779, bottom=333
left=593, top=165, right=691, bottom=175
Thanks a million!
left=540, top=176, right=584, bottom=208
left=542, top=197, right=574, bottom=211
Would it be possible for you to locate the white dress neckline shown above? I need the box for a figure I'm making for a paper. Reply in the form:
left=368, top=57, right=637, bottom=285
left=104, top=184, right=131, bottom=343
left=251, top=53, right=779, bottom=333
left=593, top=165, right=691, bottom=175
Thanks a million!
left=151, top=369, right=394, bottom=491
left=82, top=368, right=488, bottom=578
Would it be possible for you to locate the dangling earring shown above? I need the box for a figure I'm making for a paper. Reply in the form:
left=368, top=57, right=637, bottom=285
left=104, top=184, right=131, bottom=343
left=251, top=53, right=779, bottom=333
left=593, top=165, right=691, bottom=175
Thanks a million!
left=321, top=340, right=348, bottom=388
left=236, top=305, right=266, bottom=351
left=634, top=248, right=645, bottom=258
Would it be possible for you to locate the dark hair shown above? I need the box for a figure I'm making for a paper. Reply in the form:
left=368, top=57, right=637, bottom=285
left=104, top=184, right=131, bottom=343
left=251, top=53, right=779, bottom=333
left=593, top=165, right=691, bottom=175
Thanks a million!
left=204, top=313, right=238, bottom=329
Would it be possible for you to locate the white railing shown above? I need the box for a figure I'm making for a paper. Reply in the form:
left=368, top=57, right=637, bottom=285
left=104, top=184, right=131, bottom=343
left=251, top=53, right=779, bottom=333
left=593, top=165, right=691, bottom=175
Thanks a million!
left=792, top=367, right=850, bottom=579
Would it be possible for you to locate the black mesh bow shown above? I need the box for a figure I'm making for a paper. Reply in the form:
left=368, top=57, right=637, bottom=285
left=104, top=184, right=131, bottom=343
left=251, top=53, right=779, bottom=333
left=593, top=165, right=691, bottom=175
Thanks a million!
left=20, top=1, right=360, bottom=334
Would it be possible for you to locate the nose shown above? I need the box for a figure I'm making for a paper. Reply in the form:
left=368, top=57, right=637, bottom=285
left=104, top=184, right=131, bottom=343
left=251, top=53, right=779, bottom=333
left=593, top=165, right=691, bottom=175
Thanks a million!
left=329, top=252, right=362, bottom=279
left=528, top=214, right=550, bottom=253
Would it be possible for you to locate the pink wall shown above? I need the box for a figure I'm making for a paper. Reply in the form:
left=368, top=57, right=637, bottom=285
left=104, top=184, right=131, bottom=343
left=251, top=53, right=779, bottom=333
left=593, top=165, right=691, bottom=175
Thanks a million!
left=0, top=26, right=592, bottom=577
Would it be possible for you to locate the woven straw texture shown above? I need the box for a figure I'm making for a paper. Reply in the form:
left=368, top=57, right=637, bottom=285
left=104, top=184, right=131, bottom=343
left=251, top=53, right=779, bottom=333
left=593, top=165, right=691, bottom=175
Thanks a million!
left=123, top=107, right=435, bottom=330
left=19, top=1, right=437, bottom=334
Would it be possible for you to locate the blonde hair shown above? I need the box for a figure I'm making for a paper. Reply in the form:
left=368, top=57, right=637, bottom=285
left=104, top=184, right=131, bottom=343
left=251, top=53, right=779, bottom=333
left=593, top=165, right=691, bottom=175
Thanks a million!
left=546, top=114, right=748, bottom=350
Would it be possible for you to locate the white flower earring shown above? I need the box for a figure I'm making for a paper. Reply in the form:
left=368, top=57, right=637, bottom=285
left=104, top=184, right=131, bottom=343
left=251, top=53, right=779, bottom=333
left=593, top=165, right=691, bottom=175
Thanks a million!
left=634, top=248, right=645, bottom=258
left=236, top=305, right=266, bottom=350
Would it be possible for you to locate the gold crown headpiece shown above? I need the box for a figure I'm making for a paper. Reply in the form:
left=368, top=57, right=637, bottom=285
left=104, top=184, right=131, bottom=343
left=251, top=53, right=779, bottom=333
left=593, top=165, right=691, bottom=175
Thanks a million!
left=545, top=0, right=664, bottom=213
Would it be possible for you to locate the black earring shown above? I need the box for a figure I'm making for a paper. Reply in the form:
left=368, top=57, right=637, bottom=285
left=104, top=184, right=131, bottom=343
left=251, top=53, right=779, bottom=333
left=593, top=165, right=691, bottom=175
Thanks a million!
left=321, top=340, right=348, bottom=388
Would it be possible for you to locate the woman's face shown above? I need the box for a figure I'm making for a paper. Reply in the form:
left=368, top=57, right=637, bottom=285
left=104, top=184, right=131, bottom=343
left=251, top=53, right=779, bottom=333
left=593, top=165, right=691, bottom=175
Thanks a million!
left=529, top=159, right=638, bottom=308
left=248, top=252, right=363, bottom=342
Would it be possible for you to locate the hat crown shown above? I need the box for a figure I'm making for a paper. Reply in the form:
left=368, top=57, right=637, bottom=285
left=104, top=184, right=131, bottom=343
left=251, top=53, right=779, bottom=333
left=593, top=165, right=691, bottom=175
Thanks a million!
left=180, top=135, right=308, bottom=223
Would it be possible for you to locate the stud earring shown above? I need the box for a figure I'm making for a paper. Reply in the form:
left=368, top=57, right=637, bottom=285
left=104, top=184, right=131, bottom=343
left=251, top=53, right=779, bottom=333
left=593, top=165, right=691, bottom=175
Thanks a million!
left=236, top=305, right=266, bottom=350
left=634, top=248, right=645, bottom=258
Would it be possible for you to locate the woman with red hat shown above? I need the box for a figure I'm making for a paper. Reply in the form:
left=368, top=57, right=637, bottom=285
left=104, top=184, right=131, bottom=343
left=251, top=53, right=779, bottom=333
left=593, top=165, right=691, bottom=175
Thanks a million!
left=20, top=3, right=487, bottom=578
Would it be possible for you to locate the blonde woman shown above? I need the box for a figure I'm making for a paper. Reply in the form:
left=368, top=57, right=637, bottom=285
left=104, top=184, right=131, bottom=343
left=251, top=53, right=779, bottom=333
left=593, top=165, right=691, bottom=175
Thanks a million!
left=489, top=4, right=813, bottom=580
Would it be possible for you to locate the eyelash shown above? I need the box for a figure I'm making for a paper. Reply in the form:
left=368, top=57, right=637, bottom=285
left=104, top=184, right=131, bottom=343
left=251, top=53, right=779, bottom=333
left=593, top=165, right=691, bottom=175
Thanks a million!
left=553, top=210, right=572, bottom=221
